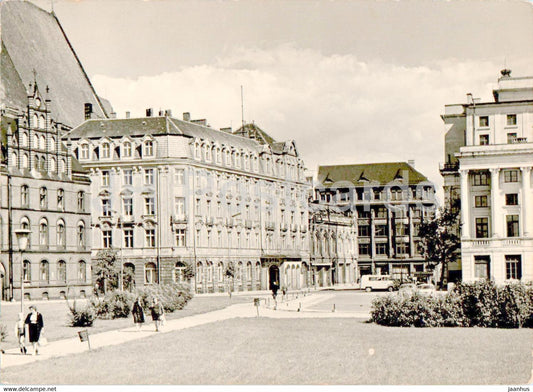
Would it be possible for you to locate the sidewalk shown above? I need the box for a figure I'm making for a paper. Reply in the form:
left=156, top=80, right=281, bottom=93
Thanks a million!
left=0, top=292, right=369, bottom=370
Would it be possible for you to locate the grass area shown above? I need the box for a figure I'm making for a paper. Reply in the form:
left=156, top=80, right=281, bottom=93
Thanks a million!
left=0, top=294, right=253, bottom=349
left=2, top=317, right=531, bottom=385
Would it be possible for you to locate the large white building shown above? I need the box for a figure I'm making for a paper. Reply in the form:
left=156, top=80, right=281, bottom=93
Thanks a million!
left=442, top=70, right=533, bottom=283
left=65, top=116, right=311, bottom=293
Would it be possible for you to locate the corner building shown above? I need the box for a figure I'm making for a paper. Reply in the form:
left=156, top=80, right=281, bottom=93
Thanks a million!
left=66, top=116, right=311, bottom=293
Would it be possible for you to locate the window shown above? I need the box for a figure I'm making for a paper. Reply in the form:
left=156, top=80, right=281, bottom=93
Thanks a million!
left=375, top=225, right=387, bottom=237
left=474, top=195, right=488, bottom=208
left=23, top=260, right=31, bottom=282
left=505, top=255, right=522, bottom=280
left=102, top=142, right=110, bottom=159
left=123, top=141, right=132, bottom=157
left=77, top=191, right=85, bottom=212
left=195, top=198, right=201, bottom=215
left=145, top=229, right=156, bottom=247
left=474, top=256, right=490, bottom=280
left=506, top=193, right=518, bottom=206
left=102, top=170, right=110, bottom=187
left=144, top=140, right=154, bottom=156
left=77, top=222, right=85, bottom=248
left=175, top=229, right=186, bottom=247
left=174, top=262, right=186, bottom=283
left=39, top=187, right=47, bottom=209
left=175, top=169, right=184, bottom=185
left=205, top=145, right=212, bottom=161
left=194, top=143, right=201, bottom=159
left=78, top=261, right=87, bottom=282
left=102, top=230, right=112, bottom=248
left=479, top=116, right=489, bottom=127
left=21, top=185, right=29, bottom=207
left=175, top=197, right=185, bottom=217
left=472, top=172, right=489, bottom=186
left=375, top=207, right=387, bottom=219
left=479, top=134, right=489, bottom=145
left=396, top=243, right=409, bottom=255
left=144, top=169, right=154, bottom=185
left=57, top=260, right=66, bottom=283
left=358, top=243, right=370, bottom=255
left=475, top=217, right=489, bottom=238
left=80, top=144, right=89, bottom=159
left=123, top=169, right=133, bottom=185
left=358, top=225, right=370, bottom=237
left=145, top=262, right=157, bottom=284
left=39, top=219, right=48, bottom=246
left=40, top=260, right=49, bottom=282
left=123, top=197, right=133, bottom=216
left=506, top=114, right=517, bottom=126
left=376, top=243, right=388, bottom=255
left=144, top=197, right=155, bottom=215
left=56, top=220, right=66, bottom=248
left=57, top=189, right=65, bottom=211
left=50, top=157, right=56, bottom=172
left=507, top=133, right=517, bottom=144
left=504, top=170, right=519, bottom=183
left=506, top=215, right=519, bottom=237
left=124, top=228, right=134, bottom=248
left=395, top=223, right=408, bottom=236
left=102, top=199, right=111, bottom=216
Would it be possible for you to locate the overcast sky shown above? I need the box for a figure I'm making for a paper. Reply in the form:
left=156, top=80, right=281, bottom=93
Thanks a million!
left=32, top=0, right=533, bottom=202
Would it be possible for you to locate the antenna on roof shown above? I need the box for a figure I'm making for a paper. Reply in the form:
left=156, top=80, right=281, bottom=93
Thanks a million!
left=241, top=85, right=245, bottom=131
left=51, top=0, right=54, bottom=13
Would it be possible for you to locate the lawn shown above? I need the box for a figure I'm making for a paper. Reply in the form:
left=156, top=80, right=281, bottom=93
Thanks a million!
left=0, top=294, right=253, bottom=350
left=2, top=317, right=531, bottom=385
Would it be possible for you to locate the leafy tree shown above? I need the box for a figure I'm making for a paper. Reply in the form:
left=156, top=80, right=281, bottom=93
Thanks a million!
left=93, top=249, right=120, bottom=295
left=418, top=203, right=461, bottom=289
left=182, top=263, right=195, bottom=281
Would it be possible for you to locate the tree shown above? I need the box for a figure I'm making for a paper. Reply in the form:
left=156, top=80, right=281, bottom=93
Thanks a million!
left=93, top=249, right=120, bottom=295
left=418, top=203, right=461, bottom=289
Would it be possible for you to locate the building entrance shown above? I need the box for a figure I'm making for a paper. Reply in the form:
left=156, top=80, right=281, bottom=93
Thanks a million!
left=269, top=265, right=280, bottom=290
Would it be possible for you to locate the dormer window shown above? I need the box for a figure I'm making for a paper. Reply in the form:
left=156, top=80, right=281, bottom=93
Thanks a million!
left=194, top=143, right=201, bottom=159
left=80, top=144, right=89, bottom=160
left=123, top=141, right=132, bottom=157
left=204, top=144, right=212, bottom=161
left=235, top=153, right=241, bottom=168
left=225, top=149, right=231, bottom=165
left=215, top=148, right=222, bottom=164
left=102, top=142, right=110, bottom=159
left=479, top=116, right=489, bottom=127
left=144, top=140, right=154, bottom=157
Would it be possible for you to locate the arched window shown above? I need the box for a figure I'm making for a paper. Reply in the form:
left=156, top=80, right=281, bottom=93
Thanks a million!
left=39, top=135, right=45, bottom=150
left=59, top=159, right=66, bottom=173
left=50, top=137, right=55, bottom=152
left=247, top=261, right=252, bottom=281
left=57, top=189, right=65, bottom=211
left=21, top=132, right=28, bottom=147
left=32, top=114, right=38, bottom=129
left=57, top=260, right=66, bottom=282
left=23, top=260, right=31, bottom=282
left=40, top=156, right=46, bottom=171
left=217, top=262, right=224, bottom=282
left=174, top=262, right=186, bottom=283
left=102, top=142, right=110, bottom=158
left=77, top=221, right=85, bottom=248
left=207, top=261, right=213, bottom=282
left=40, top=260, right=49, bottom=282
left=39, top=218, right=48, bottom=246
left=11, top=152, right=18, bottom=168
left=22, top=153, right=28, bottom=168
left=196, top=261, right=203, bottom=282
left=123, top=141, right=132, bottom=157
left=39, top=187, right=47, bottom=209
left=33, top=155, right=39, bottom=170
left=194, top=143, right=201, bottom=159
left=21, top=185, right=29, bottom=207
left=123, top=263, right=135, bottom=291
left=78, top=260, right=87, bottom=282
left=50, top=157, right=56, bottom=172
left=204, top=144, right=211, bottom=161
left=145, top=262, right=157, bottom=284
left=77, top=191, right=85, bottom=212
left=39, top=115, right=46, bottom=129
left=56, top=220, right=66, bottom=249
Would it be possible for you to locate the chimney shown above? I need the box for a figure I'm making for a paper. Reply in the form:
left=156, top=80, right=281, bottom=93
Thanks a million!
left=84, top=103, right=93, bottom=120
left=125, top=111, right=131, bottom=119
left=158, top=110, right=164, bottom=116
left=191, top=119, right=207, bottom=126
left=146, top=108, right=153, bottom=117
left=408, top=159, right=415, bottom=168
left=183, top=112, right=191, bottom=122
left=110, top=112, right=117, bottom=119
left=165, top=109, right=172, bottom=117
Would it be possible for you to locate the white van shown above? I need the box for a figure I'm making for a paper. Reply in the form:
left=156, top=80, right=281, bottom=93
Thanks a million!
left=360, top=275, right=395, bottom=292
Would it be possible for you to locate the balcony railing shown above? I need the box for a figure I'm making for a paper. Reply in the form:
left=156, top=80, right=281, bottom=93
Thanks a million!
left=439, top=162, right=460, bottom=172
left=265, top=222, right=276, bottom=231
left=462, top=238, right=531, bottom=248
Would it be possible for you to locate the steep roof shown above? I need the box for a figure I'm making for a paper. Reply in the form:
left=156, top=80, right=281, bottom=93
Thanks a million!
left=317, top=162, right=430, bottom=187
left=0, top=0, right=109, bottom=128
left=233, top=123, right=275, bottom=145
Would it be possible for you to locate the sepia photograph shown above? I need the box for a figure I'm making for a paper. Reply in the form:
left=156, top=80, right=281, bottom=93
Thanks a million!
left=0, top=0, right=532, bottom=390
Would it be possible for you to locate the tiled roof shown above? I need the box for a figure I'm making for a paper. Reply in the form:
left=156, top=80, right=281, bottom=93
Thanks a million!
left=233, top=123, right=276, bottom=145
left=0, top=43, right=27, bottom=110
left=0, top=1, right=109, bottom=128
left=317, top=162, right=429, bottom=187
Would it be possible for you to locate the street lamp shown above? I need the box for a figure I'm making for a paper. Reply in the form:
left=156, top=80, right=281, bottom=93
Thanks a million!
left=15, top=229, right=31, bottom=313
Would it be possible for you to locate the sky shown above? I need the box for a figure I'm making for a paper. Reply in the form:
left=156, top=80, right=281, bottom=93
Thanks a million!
left=31, top=0, right=533, bottom=203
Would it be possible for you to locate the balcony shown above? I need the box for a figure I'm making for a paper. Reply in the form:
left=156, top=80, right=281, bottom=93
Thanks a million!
left=439, top=162, right=459, bottom=173
left=172, top=215, right=187, bottom=224
left=205, top=217, right=215, bottom=226
left=510, top=137, right=528, bottom=144
left=225, top=218, right=234, bottom=228
left=462, top=237, right=532, bottom=249
left=265, top=221, right=276, bottom=231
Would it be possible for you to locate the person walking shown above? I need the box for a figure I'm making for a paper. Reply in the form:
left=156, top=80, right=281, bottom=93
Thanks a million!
left=14, top=313, right=27, bottom=354
left=131, top=297, right=145, bottom=331
left=24, top=306, right=43, bottom=355
left=150, top=298, right=164, bottom=332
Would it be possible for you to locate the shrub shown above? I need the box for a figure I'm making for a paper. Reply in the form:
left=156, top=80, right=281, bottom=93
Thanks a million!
left=67, top=300, right=96, bottom=327
left=137, top=282, right=194, bottom=313
left=0, top=323, right=7, bottom=342
left=454, top=281, right=500, bottom=327
left=92, top=291, right=136, bottom=319
left=496, top=283, right=533, bottom=328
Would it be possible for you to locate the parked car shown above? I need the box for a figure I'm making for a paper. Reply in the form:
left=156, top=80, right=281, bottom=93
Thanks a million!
left=398, top=283, right=417, bottom=294
left=360, top=275, right=395, bottom=292
left=417, top=283, right=436, bottom=295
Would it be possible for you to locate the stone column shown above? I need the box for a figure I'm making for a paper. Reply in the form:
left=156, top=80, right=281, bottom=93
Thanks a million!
left=490, top=168, right=501, bottom=238
left=521, top=166, right=532, bottom=237
left=459, top=169, right=470, bottom=239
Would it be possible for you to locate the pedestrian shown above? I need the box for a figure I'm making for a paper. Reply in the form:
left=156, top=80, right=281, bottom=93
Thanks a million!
left=24, top=305, right=43, bottom=355
left=14, top=313, right=27, bottom=354
left=131, top=297, right=145, bottom=332
left=150, top=298, right=164, bottom=332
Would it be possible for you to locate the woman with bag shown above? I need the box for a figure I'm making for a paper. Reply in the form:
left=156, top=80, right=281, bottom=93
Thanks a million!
left=131, top=297, right=145, bottom=331
left=24, top=305, right=44, bottom=355
left=150, top=298, right=164, bottom=332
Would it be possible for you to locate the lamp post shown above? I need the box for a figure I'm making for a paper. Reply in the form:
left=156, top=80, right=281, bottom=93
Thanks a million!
left=15, top=229, right=31, bottom=313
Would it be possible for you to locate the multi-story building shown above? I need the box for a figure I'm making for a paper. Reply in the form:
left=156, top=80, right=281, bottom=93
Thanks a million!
left=65, top=116, right=311, bottom=293
left=316, top=162, right=436, bottom=281
left=308, top=201, right=357, bottom=287
left=0, top=1, right=110, bottom=300
left=442, top=70, right=533, bottom=283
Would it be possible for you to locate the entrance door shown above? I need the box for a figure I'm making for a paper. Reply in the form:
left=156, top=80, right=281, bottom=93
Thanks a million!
left=269, top=265, right=280, bottom=290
